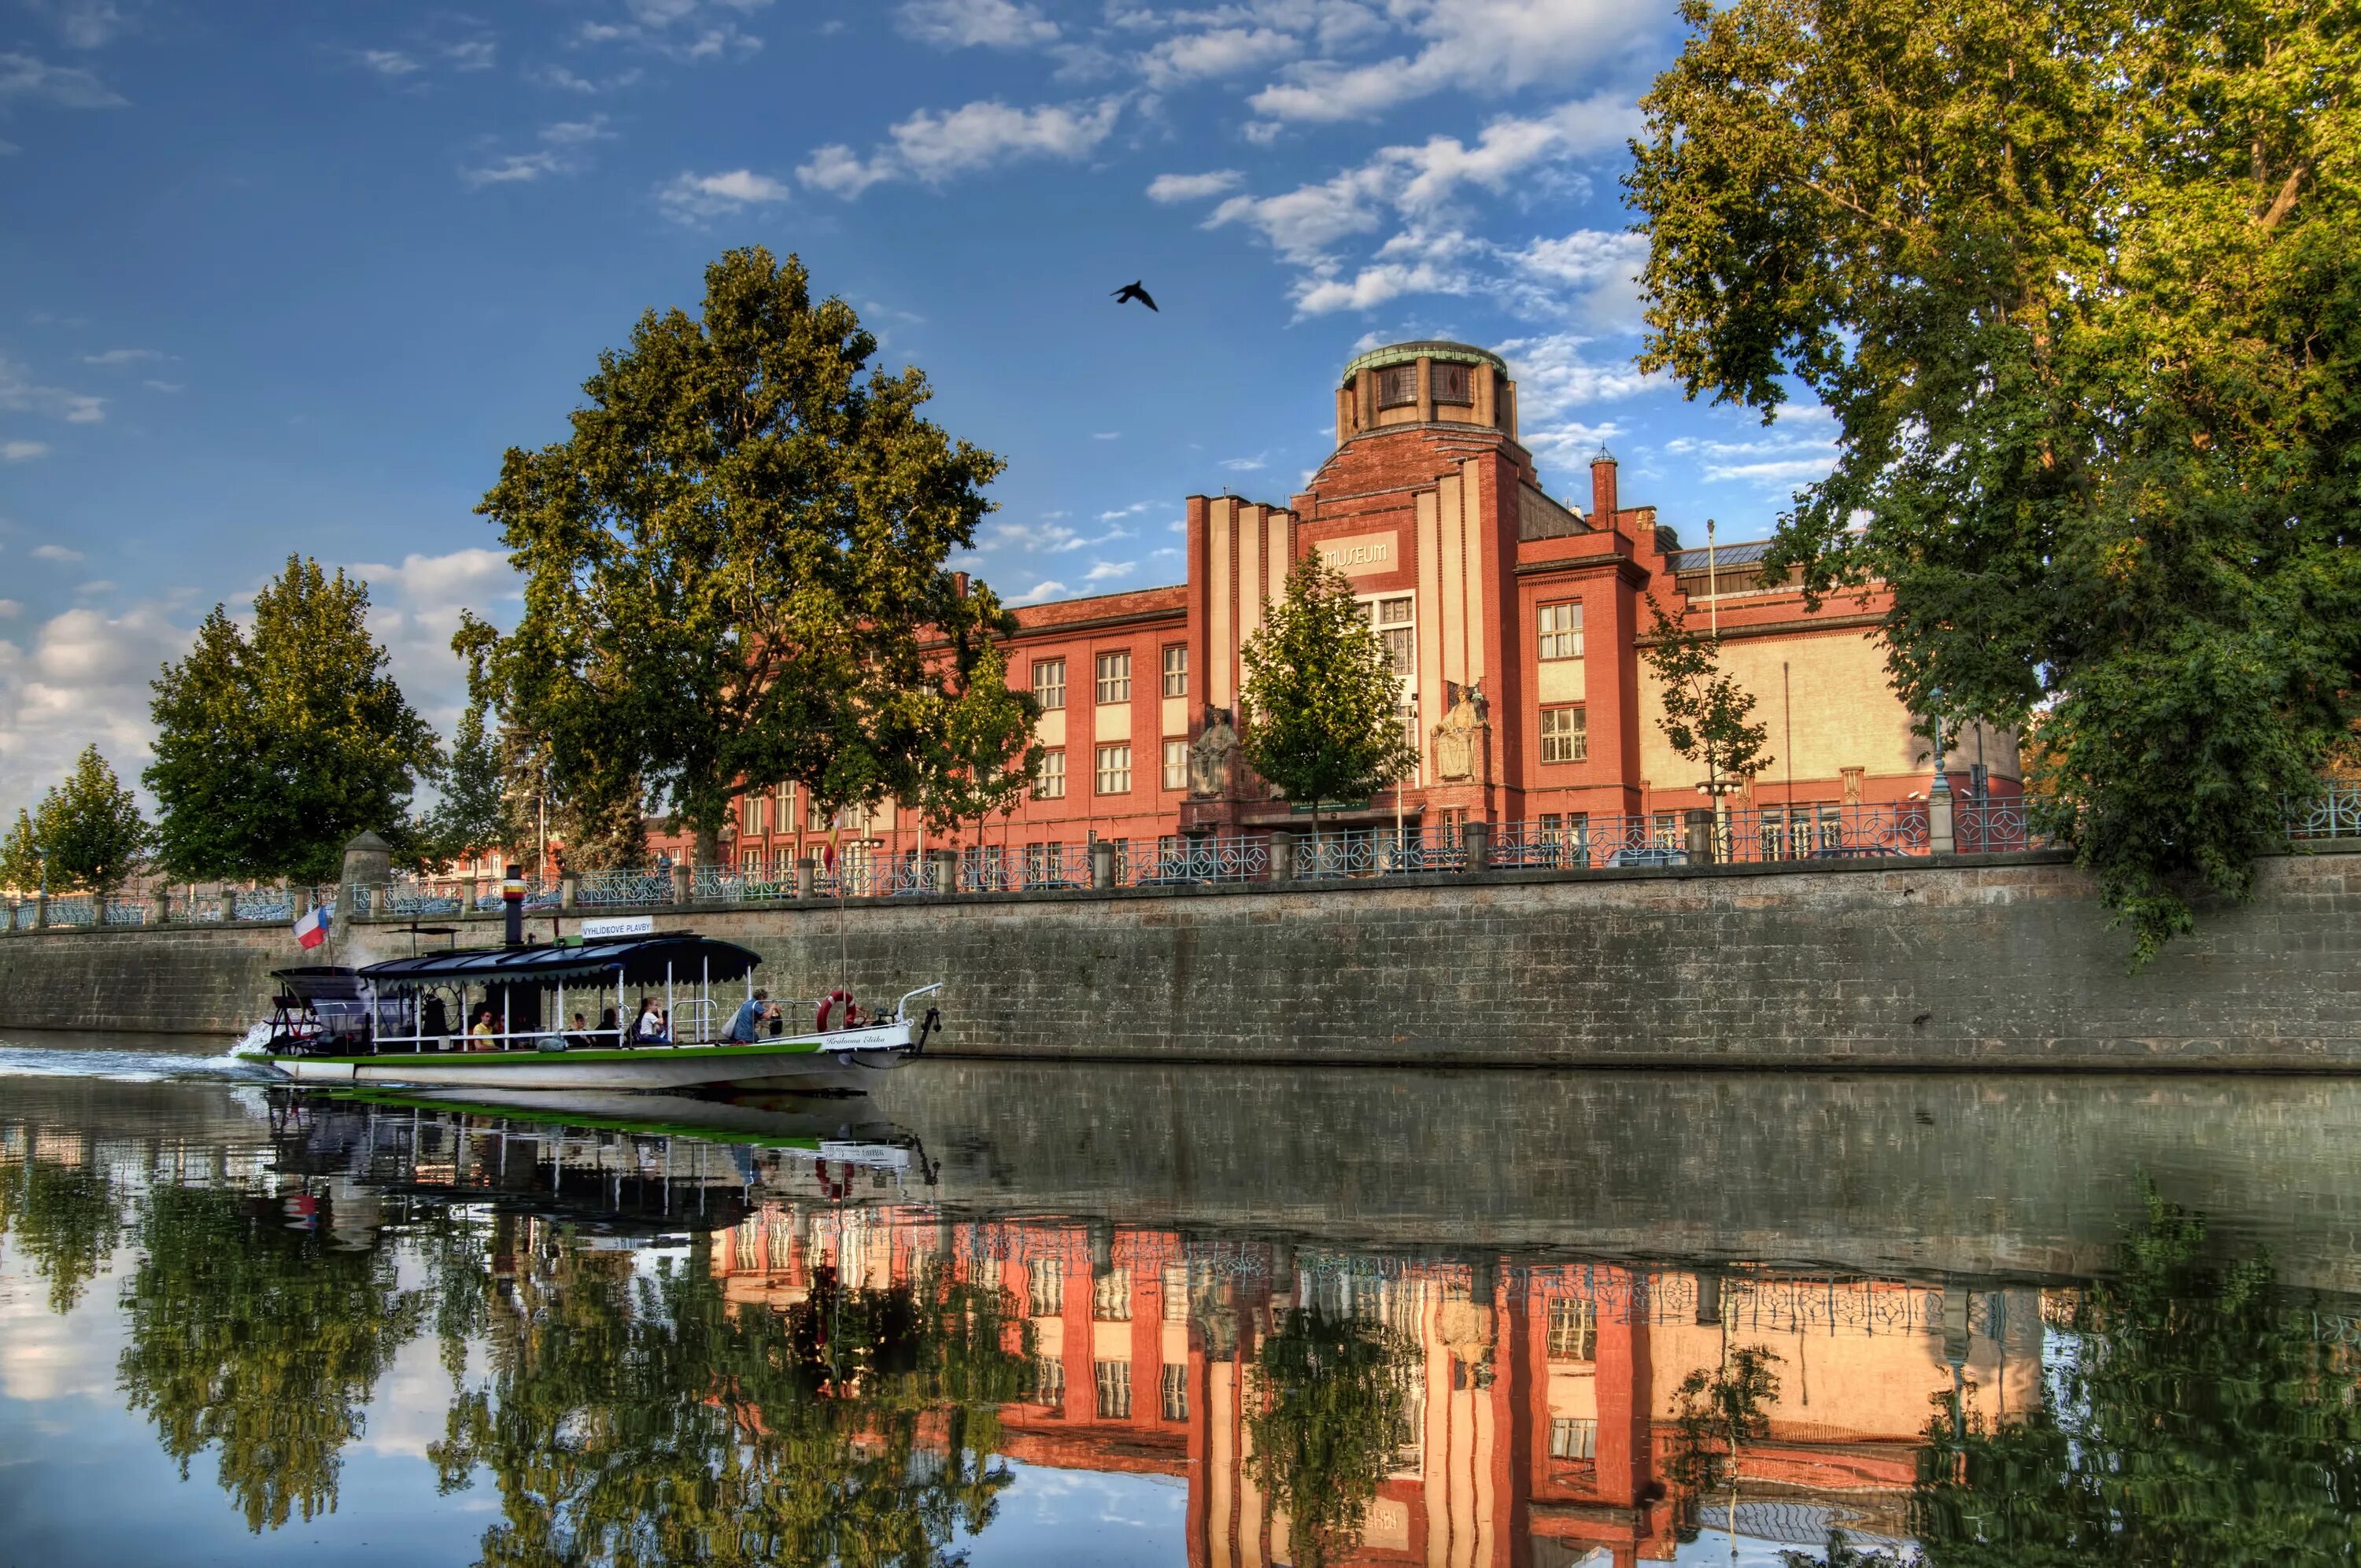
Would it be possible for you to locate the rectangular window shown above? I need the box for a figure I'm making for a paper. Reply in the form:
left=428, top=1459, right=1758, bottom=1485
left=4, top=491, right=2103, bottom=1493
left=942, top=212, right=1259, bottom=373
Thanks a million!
left=740, top=850, right=759, bottom=873
left=1547, top=1298, right=1597, bottom=1361
left=742, top=794, right=765, bottom=836
left=1538, top=601, right=1583, bottom=660
left=1033, top=1356, right=1066, bottom=1410
left=1540, top=706, right=1588, bottom=764
left=774, top=847, right=796, bottom=876
left=1162, top=739, right=1188, bottom=791
left=1033, top=658, right=1066, bottom=710
left=774, top=781, right=794, bottom=818
left=1092, top=1268, right=1133, bottom=1322
left=1095, top=1360, right=1133, bottom=1419
left=1162, top=644, right=1188, bottom=698
left=1432, top=360, right=1472, bottom=404
left=1096, top=650, right=1132, bottom=704
left=1096, top=743, right=1132, bottom=795
left=1376, top=363, right=1417, bottom=408
left=1539, top=813, right=1561, bottom=839
left=1653, top=812, right=1680, bottom=847
left=1365, top=595, right=1415, bottom=678
left=1550, top=1417, right=1598, bottom=1461
left=1028, top=1257, right=1064, bottom=1317
left=1162, top=1263, right=1189, bottom=1323
left=1161, top=1362, right=1188, bottom=1422
left=1034, top=749, right=1066, bottom=800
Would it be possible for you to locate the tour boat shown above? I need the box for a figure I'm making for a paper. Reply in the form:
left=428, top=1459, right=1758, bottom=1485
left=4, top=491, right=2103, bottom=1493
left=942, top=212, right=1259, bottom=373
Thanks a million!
left=240, top=932, right=940, bottom=1091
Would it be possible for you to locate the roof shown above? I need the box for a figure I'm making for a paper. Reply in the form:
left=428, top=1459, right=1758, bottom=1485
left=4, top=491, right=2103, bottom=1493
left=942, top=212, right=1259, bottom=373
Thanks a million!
left=1009, top=583, right=1186, bottom=632
left=1668, top=540, right=1775, bottom=573
left=1340, top=340, right=1509, bottom=383
left=277, top=933, right=764, bottom=989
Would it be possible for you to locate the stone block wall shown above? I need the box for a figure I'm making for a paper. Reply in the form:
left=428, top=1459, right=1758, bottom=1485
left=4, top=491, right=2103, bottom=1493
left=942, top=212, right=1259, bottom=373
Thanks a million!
left=0, top=921, right=297, bottom=1037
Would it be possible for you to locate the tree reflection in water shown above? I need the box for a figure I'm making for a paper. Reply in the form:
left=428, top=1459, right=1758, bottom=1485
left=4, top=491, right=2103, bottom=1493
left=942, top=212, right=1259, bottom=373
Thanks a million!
left=0, top=1147, right=124, bottom=1313
left=115, top=1184, right=427, bottom=1532
left=1246, top=1306, right=1415, bottom=1568
left=430, top=1237, right=1032, bottom=1568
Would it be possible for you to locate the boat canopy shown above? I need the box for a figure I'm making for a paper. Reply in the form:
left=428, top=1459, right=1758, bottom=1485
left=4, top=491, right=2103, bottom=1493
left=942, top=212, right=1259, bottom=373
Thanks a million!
left=275, top=934, right=763, bottom=991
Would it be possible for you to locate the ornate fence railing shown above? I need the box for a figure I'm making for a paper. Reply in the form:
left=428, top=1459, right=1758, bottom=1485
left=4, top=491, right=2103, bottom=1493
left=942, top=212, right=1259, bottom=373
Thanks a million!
left=2286, top=782, right=2361, bottom=841
left=1129, top=834, right=1271, bottom=885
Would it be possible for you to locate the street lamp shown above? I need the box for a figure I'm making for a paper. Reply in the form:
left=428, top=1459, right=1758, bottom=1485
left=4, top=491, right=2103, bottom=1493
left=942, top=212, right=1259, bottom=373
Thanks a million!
left=1927, top=685, right=1951, bottom=800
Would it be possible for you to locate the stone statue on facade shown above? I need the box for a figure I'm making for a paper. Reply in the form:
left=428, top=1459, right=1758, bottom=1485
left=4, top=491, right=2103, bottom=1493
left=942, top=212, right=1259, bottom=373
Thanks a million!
left=1433, top=681, right=1488, bottom=782
left=1189, top=706, right=1240, bottom=799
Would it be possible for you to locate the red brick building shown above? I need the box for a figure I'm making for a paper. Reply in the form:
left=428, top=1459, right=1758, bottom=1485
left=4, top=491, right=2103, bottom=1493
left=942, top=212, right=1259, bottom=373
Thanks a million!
left=661, top=340, right=2016, bottom=875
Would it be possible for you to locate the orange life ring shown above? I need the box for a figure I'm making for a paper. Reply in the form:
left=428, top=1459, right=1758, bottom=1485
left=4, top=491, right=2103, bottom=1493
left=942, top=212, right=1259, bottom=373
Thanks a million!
left=817, top=988, right=854, bottom=1031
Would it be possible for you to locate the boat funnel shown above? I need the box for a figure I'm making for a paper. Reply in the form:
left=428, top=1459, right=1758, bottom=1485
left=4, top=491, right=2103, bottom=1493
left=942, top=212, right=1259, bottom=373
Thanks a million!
left=503, top=862, right=525, bottom=948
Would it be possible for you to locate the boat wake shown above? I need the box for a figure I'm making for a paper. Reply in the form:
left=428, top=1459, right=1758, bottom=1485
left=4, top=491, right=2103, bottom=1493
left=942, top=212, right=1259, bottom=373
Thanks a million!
left=0, top=1023, right=280, bottom=1084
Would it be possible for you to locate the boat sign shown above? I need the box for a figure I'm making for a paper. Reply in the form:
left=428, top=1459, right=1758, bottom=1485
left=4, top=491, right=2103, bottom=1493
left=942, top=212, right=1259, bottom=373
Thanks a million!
left=580, top=915, right=656, bottom=939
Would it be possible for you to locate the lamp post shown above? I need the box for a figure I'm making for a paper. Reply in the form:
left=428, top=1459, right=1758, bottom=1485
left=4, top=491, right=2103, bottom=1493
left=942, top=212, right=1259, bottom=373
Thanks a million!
left=1395, top=689, right=1418, bottom=869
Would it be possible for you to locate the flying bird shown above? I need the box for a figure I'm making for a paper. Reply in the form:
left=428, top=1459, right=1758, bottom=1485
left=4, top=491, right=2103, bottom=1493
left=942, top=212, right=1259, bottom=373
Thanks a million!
left=1112, top=280, right=1158, bottom=312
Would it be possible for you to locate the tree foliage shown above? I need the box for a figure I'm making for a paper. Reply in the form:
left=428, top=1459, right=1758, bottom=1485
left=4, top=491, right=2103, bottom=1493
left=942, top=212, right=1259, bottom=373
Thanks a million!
left=1642, top=597, right=1775, bottom=789
left=914, top=634, right=1040, bottom=844
left=1247, top=1307, right=1414, bottom=1568
left=471, top=246, right=1007, bottom=863
left=1628, top=0, right=2361, bottom=961
left=147, top=555, right=439, bottom=884
left=0, top=808, right=42, bottom=894
left=1, top=1149, right=123, bottom=1314
left=1238, top=557, right=1417, bottom=835
left=30, top=745, right=151, bottom=895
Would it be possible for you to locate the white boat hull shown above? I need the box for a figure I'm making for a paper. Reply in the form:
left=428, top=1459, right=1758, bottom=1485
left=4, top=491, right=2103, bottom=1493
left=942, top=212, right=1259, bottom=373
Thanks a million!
left=241, top=1020, right=920, bottom=1092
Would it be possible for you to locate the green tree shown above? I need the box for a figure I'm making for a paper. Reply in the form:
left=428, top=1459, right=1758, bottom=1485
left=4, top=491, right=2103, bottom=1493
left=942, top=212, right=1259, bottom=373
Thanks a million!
left=421, top=700, right=512, bottom=868
left=471, top=246, right=1007, bottom=865
left=35, top=745, right=150, bottom=895
left=1906, top=1186, right=2361, bottom=1566
left=1627, top=0, right=2361, bottom=961
left=2, top=1149, right=124, bottom=1314
left=914, top=633, right=1040, bottom=850
left=1642, top=597, right=1774, bottom=795
left=1238, top=556, right=1417, bottom=838
left=0, top=807, right=43, bottom=894
left=147, top=555, right=441, bottom=884
left=116, top=1182, right=427, bottom=1532
left=1246, top=1306, right=1414, bottom=1568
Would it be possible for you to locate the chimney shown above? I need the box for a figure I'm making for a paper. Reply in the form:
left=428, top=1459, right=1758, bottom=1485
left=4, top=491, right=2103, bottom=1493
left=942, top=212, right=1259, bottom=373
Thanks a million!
left=502, top=861, right=525, bottom=949
left=1590, top=445, right=1620, bottom=529
left=953, top=570, right=970, bottom=599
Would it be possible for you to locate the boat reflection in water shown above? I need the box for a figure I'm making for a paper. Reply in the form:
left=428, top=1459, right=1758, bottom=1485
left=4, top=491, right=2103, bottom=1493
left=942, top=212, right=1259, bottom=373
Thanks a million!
left=3, top=1066, right=2359, bottom=1566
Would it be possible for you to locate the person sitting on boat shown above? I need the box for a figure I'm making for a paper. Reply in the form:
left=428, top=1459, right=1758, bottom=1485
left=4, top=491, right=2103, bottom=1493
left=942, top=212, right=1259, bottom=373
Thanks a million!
left=469, top=1007, right=498, bottom=1051
left=420, top=993, right=451, bottom=1049
left=722, top=988, right=770, bottom=1043
left=596, top=1005, right=620, bottom=1046
left=765, top=1000, right=785, bottom=1038
left=565, top=1012, right=595, bottom=1050
left=633, top=997, right=669, bottom=1045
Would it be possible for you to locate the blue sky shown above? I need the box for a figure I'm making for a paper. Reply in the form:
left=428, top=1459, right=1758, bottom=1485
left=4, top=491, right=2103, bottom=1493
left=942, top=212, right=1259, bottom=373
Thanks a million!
left=0, top=0, right=1840, bottom=818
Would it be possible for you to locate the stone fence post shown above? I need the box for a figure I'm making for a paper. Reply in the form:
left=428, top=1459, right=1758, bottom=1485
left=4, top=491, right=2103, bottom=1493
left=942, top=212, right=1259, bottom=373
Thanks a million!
left=1684, top=809, right=1717, bottom=866
left=32, top=891, right=47, bottom=929
left=1929, top=790, right=1956, bottom=855
left=795, top=858, right=815, bottom=900
left=929, top=848, right=959, bottom=895
left=671, top=864, right=695, bottom=906
left=559, top=875, right=578, bottom=911
left=220, top=888, right=240, bottom=922
left=153, top=886, right=172, bottom=924
left=1089, top=840, right=1115, bottom=891
left=1462, top=821, right=1492, bottom=873
left=1267, top=830, right=1294, bottom=883
left=91, top=891, right=109, bottom=926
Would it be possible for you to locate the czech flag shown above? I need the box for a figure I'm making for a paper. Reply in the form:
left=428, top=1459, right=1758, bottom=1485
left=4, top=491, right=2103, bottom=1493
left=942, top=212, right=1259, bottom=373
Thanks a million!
left=294, top=902, right=332, bottom=950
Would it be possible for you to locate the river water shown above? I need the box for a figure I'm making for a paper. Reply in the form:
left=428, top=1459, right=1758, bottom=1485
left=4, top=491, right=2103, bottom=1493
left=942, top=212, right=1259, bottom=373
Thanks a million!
left=2, top=1034, right=2357, bottom=1566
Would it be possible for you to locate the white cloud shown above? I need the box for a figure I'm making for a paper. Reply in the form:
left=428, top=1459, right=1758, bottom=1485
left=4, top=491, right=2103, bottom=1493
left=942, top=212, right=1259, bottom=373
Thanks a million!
left=464, top=152, right=562, bottom=186
left=357, top=49, right=423, bottom=77
left=1696, top=456, right=1838, bottom=485
left=0, top=600, right=20, bottom=618
left=1091, top=430, right=1122, bottom=440
left=531, top=63, right=645, bottom=94
left=0, top=601, right=190, bottom=817
left=981, top=516, right=1135, bottom=554
left=31, top=544, right=83, bottom=563
left=800, top=97, right=1121, bottom=197
left=344, top=548, right=519, bottom=733
left=0, top=355, right=106, bottom=426
left=657, top=167, right=793, bottom=222
left=0, top=50, right=127, bottom=109
left=896, top=0, right=1058, bottom=48
left=573, top=1, right=767, bottom=62
left=1096, top=501, right=1153, bottom=521
left=1498, top=332, right=1660, bottom=458
left=2, top=441, right=48, bottom=462
left=1083, top=559, right=1136, bottom=582
left=78, top=347, right=162, bottom=366
left=1138, top=26, right=1298, bottom=87
left=1145, top=169, right=1241, bottom=203
left=1663, top=418, right=1841, bottom=485
left=538, top=116, right=613, bottom=146
left=24, top=0, right=136, bottom=50
left=1006, top=580, right=1067, bottom=607
left=1219, top=454, right=1267, bottom=471
left=446, top=39, right=498, bottom=72
left=142, top=378, right=183, bottom=393
left=1247, top=0, right=1655, bottom=124
left=463, top=119, right=615, bottom=190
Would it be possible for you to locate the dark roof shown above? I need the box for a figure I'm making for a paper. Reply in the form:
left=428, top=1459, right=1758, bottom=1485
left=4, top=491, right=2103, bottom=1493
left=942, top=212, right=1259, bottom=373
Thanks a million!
left=1668, top=540, right=1774, bottom=573
left=296, top=934, right=764, bottom=989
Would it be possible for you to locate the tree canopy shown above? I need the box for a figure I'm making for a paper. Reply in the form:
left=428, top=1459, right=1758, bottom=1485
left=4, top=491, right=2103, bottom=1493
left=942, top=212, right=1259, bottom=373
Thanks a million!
left=24, top=745, right=151, bottom=896
left=1628, top=0, right=2361, bottom=960
left=1238, top=557, right=1418, bottom=836
left=914, top=635, right=1040, bottom=847
left=147, top=555, right=439, bottom=884
left=470, top=246, right=1008, bottom=863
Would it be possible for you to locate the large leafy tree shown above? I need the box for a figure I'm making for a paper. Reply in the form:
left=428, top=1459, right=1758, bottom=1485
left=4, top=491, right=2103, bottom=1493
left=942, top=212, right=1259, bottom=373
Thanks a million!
left=35, top=745, right=150, bottom=895
left=1239, top=556, right=1418, bottom=837
left=471, top=246, right=1007, bottom=865
left=147, top=556, right=440, bottom=884
left=1628, top=0, right=2361, bottom=960
left=1, top=807, right=45, bottom=893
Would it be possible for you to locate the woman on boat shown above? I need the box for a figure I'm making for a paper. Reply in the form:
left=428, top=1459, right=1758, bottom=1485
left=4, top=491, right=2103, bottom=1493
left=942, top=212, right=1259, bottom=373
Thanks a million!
left=596, top=1005, right=619, bottom=1046
left=632, top=997, right=669, bottom=1045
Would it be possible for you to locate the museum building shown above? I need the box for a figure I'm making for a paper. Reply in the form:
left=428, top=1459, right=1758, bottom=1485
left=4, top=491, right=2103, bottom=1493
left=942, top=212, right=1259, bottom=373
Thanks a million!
left=673, top=340, right=2017, bottom=873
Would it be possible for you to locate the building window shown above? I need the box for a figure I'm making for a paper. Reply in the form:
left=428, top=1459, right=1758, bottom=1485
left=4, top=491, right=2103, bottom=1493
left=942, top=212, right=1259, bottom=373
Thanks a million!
left=1035, top=749, right=1066, bottom=800
left=774, top=781, right=794, bottom=819
left=1033, top=1356, right=1066, bottom=1410
left=1540, top=706, right=1587, bottom=764
left=1550, top=1417, right=1598, bottom=1461
left=1028, top=1257, right=1063, bottom=1317
left=774, top=847, right=796, bottom=875
left=1162, top=1263, right=1189, bottom=1323
left=1538, top=601, right=1583, bottom=660
left=1095, top=1360, right=1133, bottom=1419
left=1096, top=650, right=1132, bottom=704
left=1364, top=595, right=1415, bottom=679
left=740, top=849, right=759, bottom=873
left=1161, top=1363, right=1189, bottom=1422
left=1096, top=743, right=1132, bottom=795
left=1033, top=658, right=1066, bottom=710
left=742, top=793, right=766, bottom=836
left=1547, top=1297, right=1597, bottom=1361
left=1162, top=644, right=1188, bottom=698
left=1092, top=1268, right=1133, bottom=1322
left=1376, top=363, right=1417, bottom=408
left=1432, top=361, right=1472, bottom=404
left=1162, top=739, right=1188, bottom=791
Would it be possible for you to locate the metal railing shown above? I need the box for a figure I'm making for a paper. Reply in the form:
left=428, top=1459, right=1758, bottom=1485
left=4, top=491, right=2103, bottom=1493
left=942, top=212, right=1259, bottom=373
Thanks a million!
left=2286, top=782, right=2361, bottom=841
left=575, top=869, right=677, bottom=907
left=1129, top=834, right=1271, bottom=885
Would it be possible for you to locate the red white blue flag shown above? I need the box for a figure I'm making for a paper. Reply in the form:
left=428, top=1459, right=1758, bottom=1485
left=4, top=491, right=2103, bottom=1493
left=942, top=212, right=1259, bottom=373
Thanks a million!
left=294, top=902, right=331, bottom=950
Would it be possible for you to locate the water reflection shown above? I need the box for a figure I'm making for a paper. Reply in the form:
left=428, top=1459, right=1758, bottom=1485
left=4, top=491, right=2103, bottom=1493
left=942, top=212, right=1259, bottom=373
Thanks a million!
left=0, top=1065, right=2356, bottom=1566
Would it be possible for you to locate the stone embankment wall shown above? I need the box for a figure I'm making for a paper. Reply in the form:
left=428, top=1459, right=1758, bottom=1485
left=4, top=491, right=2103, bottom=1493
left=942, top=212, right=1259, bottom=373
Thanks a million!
left=2, top=847, right=2356, bottom=1068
